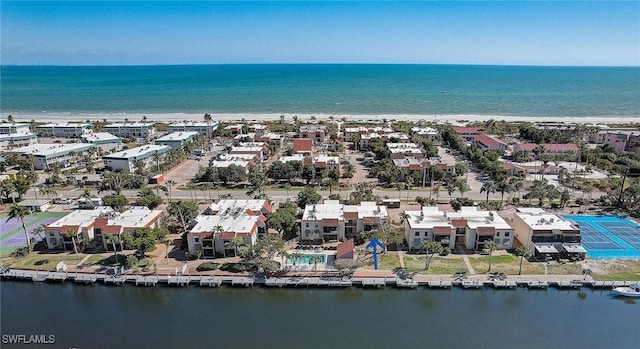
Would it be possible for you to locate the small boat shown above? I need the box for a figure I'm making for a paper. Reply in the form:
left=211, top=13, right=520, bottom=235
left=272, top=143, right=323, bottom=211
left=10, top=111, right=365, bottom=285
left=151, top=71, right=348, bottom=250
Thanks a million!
left=611, top=285, right=640, bottom=297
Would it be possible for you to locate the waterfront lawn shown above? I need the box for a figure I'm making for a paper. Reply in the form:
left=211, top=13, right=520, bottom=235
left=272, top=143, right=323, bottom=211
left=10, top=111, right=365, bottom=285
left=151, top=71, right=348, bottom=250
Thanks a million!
left=404, top=255, right=468, bottom=275
left=362, top=253, right=401, bottom=270
left=84, top=254, right=127, bottom=266
left=11, top=253, right=84, bottom=271
left=468, top=254, right=585, bottom=275
left=591, top=260, right=640, bottom=281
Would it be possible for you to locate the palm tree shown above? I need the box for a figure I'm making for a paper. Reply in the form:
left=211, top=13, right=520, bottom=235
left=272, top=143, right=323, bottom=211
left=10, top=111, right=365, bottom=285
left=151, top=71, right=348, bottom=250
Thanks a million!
left=495, top=179, right=511, bottom=207
left=396, top=182, right=405, bottom=201
left=342, top=163, right=355, bottom=179
left=514, top=246, right=531, bottom=275
left=421, top=240, right=443, bottom=270
left=6, top=205, right=31, bottom=252
left=225, top=236, right=245, bottom=257
left=483, top=240, right=500, bottom=273
left=290, top=252, right=304, bottom=267
left=166, top=180, right=176, bottom=202
left=533, top=144, right=546, bottom=181
left=39, top=187, right=57, bottom=200
left=309, top=254, right=323, bottom=272
left=405, top=176, right=414, bottom=202
left=280, top=251, right=291, bottom=268
left=105, top=234, right=120, bottom=264
left=480, top=180, right=496, bottom=205
left=163, top=238, right=171, bottom=265
left=204, top=113, right=212, bottom=141
left=64, top=227, right=79, bottom=254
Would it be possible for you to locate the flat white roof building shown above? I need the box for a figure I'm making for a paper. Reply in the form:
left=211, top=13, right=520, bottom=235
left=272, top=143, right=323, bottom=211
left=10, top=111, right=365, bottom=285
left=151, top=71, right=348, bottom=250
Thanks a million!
left=167, top=121, right=218, bottom=135
left=155, top=131, right=198, bottom=149
left=0, top=123, right=37, bottom=150
left=44, top=207, right=163, bottom=251
left=37, top=123, right=92, bottom=138
left=102, top=144, right=170, bottom=172
left=511, top=208, right=584, bottom=260
left=278, top=154, right=306, bottom=163
left=301, top=200, right=389, bottom=242
left=103, top=122, right=155, bottom=138
left=404, top=206, right=514, bottom=251
left=10, top=143, right=95, bottom=169
left=81, top=132, right=122, bottom=152
left=387, top=143, right=424, bottom=159
left=188, top=199, right=272, bottom=258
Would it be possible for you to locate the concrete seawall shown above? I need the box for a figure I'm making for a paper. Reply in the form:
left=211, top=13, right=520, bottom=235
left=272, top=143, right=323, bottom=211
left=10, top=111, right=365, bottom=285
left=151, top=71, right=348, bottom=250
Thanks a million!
left=1, top=268, right=635, bottom=291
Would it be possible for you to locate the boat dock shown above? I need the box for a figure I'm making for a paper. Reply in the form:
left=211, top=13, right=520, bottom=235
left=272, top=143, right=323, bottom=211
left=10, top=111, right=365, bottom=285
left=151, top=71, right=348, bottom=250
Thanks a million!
left=1, top=268, right=636, bottom=291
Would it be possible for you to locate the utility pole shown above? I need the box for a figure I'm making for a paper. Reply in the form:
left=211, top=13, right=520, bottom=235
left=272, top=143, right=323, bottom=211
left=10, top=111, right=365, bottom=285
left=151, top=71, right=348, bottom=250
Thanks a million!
left=617, top=167, right=629, bottom=209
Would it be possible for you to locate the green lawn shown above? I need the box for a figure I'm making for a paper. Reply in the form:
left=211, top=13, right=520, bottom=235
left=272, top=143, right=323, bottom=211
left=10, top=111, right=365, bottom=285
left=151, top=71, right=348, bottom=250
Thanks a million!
left=10, top=253, right=84, bottom=271
left=468, top=254, right=584, bottom=275
left=84, top=253, right=128, bottom=266
left=404, top=255, right=468, bottom=275
left=362, top=252, right=401, bottom=270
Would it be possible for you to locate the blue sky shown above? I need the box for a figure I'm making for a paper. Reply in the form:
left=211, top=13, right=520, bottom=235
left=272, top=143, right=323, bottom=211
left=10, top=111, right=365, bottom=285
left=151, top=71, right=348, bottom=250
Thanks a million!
left=1, top=1, right=639, bottom=66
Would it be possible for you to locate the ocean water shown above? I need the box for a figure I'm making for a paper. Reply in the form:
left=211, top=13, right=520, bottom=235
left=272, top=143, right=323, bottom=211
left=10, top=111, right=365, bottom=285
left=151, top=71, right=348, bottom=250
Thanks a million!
left=1, top=64, right=639, bottom=119
left=2, top=281, right=639, bottom=349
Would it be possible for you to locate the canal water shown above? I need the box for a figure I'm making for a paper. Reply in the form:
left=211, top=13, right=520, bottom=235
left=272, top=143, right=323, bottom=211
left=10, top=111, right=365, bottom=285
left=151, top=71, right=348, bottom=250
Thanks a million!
left=1, top=281, right=638, bottom=348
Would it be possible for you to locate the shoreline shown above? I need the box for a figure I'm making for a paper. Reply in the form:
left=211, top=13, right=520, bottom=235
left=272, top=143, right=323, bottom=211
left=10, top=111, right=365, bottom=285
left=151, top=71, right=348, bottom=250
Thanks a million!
left=6, top=112, right=640, bottom=125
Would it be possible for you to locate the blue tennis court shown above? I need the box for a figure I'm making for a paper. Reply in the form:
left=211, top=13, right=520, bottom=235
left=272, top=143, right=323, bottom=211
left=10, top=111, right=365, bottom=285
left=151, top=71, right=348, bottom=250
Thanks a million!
left=564, top=215, right=640, bottom=259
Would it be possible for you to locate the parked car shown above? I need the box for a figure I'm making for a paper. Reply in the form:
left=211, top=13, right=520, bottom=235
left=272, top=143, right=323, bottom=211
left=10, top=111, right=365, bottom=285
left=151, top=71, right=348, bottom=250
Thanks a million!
left=53, top=197, right=73, bottom=204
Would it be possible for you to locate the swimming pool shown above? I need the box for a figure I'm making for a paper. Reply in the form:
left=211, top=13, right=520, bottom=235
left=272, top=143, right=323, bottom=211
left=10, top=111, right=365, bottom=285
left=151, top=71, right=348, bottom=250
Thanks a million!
left=564, top=215, right=640, bottom=259
left=287, top=253, right=326, bottom=264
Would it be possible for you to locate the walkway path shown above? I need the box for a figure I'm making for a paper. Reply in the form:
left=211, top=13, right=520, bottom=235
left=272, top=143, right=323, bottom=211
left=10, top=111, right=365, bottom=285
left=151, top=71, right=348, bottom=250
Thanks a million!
left=74, top=255, right=92, bottom=267
left=457, top=246, right=476, bottom=275
left=397, top=250, right=405, bottom=268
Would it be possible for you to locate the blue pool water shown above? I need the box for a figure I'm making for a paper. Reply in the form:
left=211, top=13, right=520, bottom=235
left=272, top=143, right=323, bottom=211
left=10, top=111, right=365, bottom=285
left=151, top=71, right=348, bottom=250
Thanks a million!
left=288, top=253, right=326, bottom=264
left=564, top=215, right=640, bottom=259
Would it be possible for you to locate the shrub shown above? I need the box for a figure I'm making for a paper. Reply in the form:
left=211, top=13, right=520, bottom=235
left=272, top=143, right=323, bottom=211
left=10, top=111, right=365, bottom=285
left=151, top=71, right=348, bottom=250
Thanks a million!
left=124, top=255, right=138, bottom=268
left=440, top=247, right=451, bottom=256
left=196, top=262, right=219, bottom=272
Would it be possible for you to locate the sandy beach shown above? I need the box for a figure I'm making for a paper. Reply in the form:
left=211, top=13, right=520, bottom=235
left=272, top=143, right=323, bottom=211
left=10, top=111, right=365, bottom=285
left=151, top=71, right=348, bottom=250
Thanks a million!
left=9, top=112, right=640, bottom=125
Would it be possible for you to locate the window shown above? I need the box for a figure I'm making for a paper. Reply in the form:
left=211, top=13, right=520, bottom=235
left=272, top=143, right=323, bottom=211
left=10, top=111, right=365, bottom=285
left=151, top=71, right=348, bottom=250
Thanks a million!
left=314, top=223, right=318, bottom=228
left=504, top=232, right=510, bottom=237
left=414, top=232, right=420, bottom=237
left=305, top=223, right=309, bottom=228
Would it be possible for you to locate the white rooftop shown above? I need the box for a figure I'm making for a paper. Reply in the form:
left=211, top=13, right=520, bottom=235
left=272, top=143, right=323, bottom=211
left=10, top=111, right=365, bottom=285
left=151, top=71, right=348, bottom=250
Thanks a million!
left=279, top=154, right=306, bottom=163
left=218, top=153, right=258, bottom=162
left=81, top=132, right=121, bottom=142
left=209, top=159, right=250, bottom=168
left=104, top=122, right=155, bottom=128
left=104, top=144, right=170, bottom=159
left=302, top=201, right=388, bottom=220
left=447, top=207, right=512, bottom=230
left=39, top=122, right=91, bottom=128
left=206, top=199, right=269, bottom=215
left=344, top=126, right=394, bottom=133
left=104, top=207, right=163, bottom=228
left=515, top=208, right=577, bottom=230
left=156, top=131, right=198, bottom=142
left=47, top=207, right=114, bottom=228
left=314, top=154, right=339, bottom=163
left=191, top=214, right=260, bottom=234
left=170, top=121, right=217, bottom=127
left=411, top=126, right=439, bottom=135
left=11, top=143, right=95, bottom=157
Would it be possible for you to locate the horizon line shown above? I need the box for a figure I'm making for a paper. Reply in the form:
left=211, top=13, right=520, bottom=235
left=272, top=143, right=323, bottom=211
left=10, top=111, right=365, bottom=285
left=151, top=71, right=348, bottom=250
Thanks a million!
left=2, top=63, right=639, bottom=68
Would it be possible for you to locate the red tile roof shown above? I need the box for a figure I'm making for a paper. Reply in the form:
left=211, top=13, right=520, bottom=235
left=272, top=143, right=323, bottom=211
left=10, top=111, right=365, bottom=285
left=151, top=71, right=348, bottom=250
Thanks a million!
left=102, top=225, right=123, bottom=235
left=336, top=239, right=355, bottom=259
left=474, top=134, right=506, bottom=148
left=433, top=226, right=452, bottom=235
left=453, top=127, right=483, bottom=134
left=293, top=139, right=313, bottom=153
left=477, top=226, right=496, bottom=236
left=450, top=219, right=467, bottom=228
left=515, top=143, right=579, bottom=153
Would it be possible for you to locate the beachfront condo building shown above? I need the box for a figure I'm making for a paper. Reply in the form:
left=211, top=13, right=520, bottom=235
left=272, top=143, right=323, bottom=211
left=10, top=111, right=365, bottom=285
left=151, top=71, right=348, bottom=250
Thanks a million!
left=229, top=142, right=269, bottom=162
left=9, top=143, right=96, bottom=170
left=167, top=121, right=219, bottom=136
left=44, top=207, right=163, bottom=252
left=343, top=126, right=394, bottom=142
left=102, top=122, right=156, bottom=139
left=187, top=199, right=272, bottom=258
left=36, top=122, right=92, bottom=138
left=155, top=131, right=198, bottom=150
left=80, top=132, right=122, bottom=152
left=0, top=123, right=38, bottom=150
left=102, top=144, right=170, bottom=172
left=300, top=200, right=389, bottom=243
left=411, top=127, right=440, bottom=143
left=359, top=133, right=410, bottom=150
left=387, top=142, right=425, bottom=159
left=453, top=127, right=484, bottom=142
left=510, top=207, right=585, bottom=261
left=299, top=125, right=329, bottom=144
left=404, top=206, right=514, bottom=251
